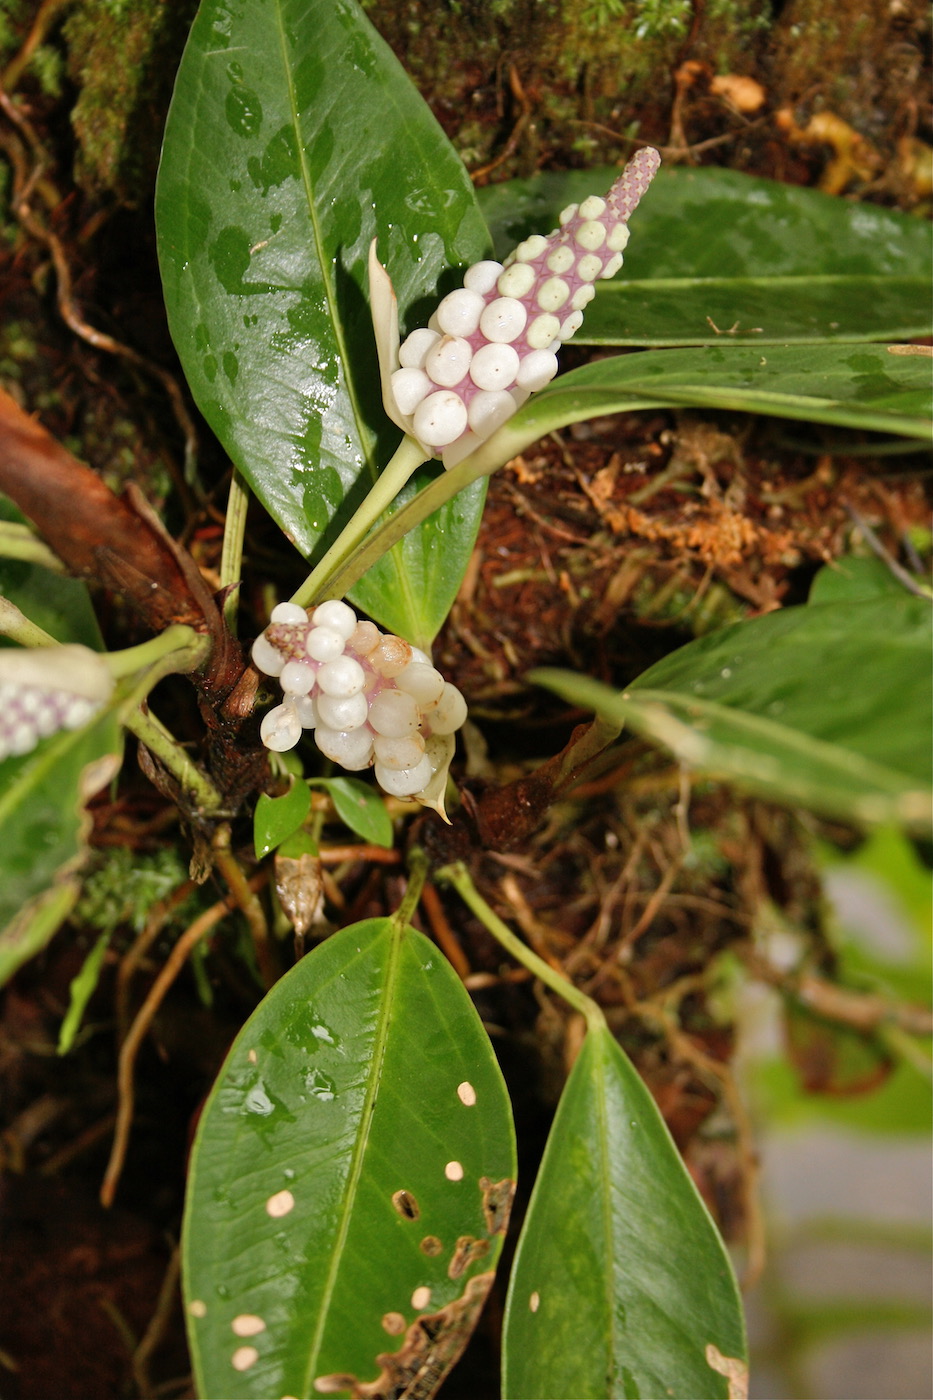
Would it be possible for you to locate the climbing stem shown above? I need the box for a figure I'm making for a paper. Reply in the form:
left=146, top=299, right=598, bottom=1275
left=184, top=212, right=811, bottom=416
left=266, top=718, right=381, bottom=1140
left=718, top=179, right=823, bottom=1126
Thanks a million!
left=289, top=434, right=428, bottom=608
left=436, top=860, right=607, bottom=1032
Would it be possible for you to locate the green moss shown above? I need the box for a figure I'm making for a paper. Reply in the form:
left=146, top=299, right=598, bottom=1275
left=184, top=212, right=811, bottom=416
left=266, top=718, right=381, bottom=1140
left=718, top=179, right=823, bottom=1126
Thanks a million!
left=63, top=0, right=197, bottom=200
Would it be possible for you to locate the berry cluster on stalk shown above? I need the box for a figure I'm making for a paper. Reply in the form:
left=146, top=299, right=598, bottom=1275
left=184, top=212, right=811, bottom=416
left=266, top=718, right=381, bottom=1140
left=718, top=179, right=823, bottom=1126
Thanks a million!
left=373, top=146, right=661, bottom=467
left=252, top=600, right=466, bottom=811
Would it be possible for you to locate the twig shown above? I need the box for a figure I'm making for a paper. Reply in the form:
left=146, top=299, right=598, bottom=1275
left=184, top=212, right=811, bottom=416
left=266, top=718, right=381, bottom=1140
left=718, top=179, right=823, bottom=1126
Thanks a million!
left=420, top=880, right=471, bottom=981
left=842, top=500, right=932, bottom=598
left=115, top=881, right=198, bottom=1043
left=99, top=874, right=264, bottom=1208
left=213, top=828, right=275, bottom=987
left=132, top=1243, right=181, bottom=1400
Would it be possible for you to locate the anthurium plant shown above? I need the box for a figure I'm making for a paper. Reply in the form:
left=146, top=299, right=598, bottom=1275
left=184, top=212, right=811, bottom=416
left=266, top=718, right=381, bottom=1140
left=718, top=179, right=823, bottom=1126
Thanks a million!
left=0, top=0, right=930, bottom=1397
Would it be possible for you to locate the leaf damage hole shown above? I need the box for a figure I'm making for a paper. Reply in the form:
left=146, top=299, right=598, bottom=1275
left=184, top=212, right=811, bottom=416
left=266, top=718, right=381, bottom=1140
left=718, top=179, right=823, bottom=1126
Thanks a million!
left=447, top=1235, right=489, bottom=1280
left=705, top=1344, right=749, bottom=1400
left=266, top=1188, right=295, bottom=1217
left=419, top=1235, right=443, bottom=1256
left=188, top=1299, right=207, bottom=1318
left=410, top=1286, right=432, bottom=1311
left=529, top=1291, right=540, bottom=1313
left=231, top=1313, right=266, bottom=1337
left=231, top=1345, right=259, bottom=1372
left=456, top=1081, right=476, bottom=1106
left=392, top=1189, right=420, bottom=1220
left=479, top=1176, right=516, bottom=1235
left=313, top=1271, right=495, bottom=1399
left=382, top=1312, right=406, bottom=1336
left=444, top=1160, right=464, bottom=1182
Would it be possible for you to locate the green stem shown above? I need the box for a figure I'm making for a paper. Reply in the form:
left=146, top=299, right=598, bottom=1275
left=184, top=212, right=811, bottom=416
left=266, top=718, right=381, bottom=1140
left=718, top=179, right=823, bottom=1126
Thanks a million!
left=0, top=596, right=57, bottom=648
left=220, top=469, right=250, bottom=635
left=437, top=860, right=607, bottom=1032
left=0, top=522, right=65, bottom=573
left=121, top=704, right=224, bottom=815
left=321, top=426, right=527, bottom=602
left=393, top=846, right=429, bottom=930
left=106, top=626, right=211, bottom=680
left=289, top=434, right=428, bottom=608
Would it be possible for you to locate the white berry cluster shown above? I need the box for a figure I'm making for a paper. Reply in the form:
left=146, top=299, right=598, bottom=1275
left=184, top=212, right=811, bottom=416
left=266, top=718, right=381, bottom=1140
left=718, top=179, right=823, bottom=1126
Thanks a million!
left=372, top=146, right=661, bottom=468
left=252, top=600, right=467, bottom=811
left=0, top=644, right=114, bottom=762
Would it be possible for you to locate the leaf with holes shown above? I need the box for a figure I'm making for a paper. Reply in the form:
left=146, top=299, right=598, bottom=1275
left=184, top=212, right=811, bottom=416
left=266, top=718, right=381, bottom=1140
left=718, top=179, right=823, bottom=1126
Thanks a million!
left=183, top=916, right=516, bottom=1399
left=532, top=593, right=932, bottom=833
left=156, top=0, right=490, bottom=645
left=502, top=1024, right=746, bottom=1400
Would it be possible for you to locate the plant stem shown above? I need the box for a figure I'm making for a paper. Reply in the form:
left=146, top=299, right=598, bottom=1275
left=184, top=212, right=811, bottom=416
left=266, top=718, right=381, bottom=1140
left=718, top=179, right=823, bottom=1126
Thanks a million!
left=106, top=625, right=211, bottom=680
left=393, top=846, right=429, bottom=930
left=437, top=860, right=607, bottom=1032
left=121, top=705, right=225, bottom=815
left=220, top=468, right=250, bottom=634
left=0, top=521, right=66, bottom=572
left=0, top=596, right=57, bottom=647
left=289, top=434, right=428, bottom=608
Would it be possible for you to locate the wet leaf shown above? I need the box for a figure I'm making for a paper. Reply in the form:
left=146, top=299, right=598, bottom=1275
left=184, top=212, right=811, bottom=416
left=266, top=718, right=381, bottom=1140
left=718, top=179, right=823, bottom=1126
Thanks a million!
left=312, top=776, right=393, bottom=848
left=479, top=165, right=932, bottom=345
left=0, top=710, right=123, bottom=985
left=156, top=0, right=490, bottom=645
left=0, top=541, right=121, bottom=985
left=501, top=343, right=932, bottom=445
left=254, top=782, right=311, bottom=859
left=532, top=595, right=932, bottom=833
left=502, top=1024, right=746, bottom=1400
left=183, top=916, right=516, bottom=1399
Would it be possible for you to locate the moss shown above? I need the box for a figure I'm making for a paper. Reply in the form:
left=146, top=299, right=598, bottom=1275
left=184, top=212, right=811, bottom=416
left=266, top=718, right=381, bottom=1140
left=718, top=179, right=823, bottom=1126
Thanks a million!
left=62, top=0, right=197, bottom=201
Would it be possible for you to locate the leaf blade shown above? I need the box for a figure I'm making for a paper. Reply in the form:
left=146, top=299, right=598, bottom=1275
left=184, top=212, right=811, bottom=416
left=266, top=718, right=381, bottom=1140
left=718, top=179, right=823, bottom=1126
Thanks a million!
left=184, top=917, right=516, bottom=1399
left=156, top=0, right=490, bottom=640
left=502, top=1026, right=746, bottom=1400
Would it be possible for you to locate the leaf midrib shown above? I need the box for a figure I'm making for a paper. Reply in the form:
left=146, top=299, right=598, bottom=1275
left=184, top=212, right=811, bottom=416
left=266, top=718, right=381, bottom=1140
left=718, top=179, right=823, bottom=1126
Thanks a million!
left=300, top=922, right=403, bottom=1396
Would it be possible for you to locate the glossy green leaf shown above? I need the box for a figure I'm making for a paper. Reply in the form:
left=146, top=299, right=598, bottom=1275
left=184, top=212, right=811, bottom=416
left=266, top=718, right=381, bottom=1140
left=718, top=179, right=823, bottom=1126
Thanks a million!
left=184, top=916, right=516, bottom=1399
left=312, top=776, right=393, bottom=848
left=503, top=1024, right=746, bottom=1400
left=0, top=542, right=121, bottom=985
left=157, top=0, right=490, bottom=643
left=479, top=165, right=933, bottom=345
left=501, top=343, right=932, bottom=445
left=254, top=782, right=311, bottom=859
left=0, top=707, right=123, bottom=984
left=532, top=595, right=932, bottom=833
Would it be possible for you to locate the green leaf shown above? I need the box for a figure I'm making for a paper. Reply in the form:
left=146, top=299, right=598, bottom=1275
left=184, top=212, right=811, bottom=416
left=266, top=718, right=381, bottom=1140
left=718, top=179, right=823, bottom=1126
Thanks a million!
left=479, top=165, right=933, bottom=346
left=157, top=0, right=490, bottom=642
left=532, top=595, right=932, bottom=833
left=502, top=344, right=932, bottom=445
left=0, top=543, right=120, bottom=985
left=312, top=776, right=393, bottom=848
left=57, top=929, right=111, bottom=1054
left=502, top=1024, right=746, bottom=1400
left=0, top=497, right=104, bottom=647
left=183, top=916, right=516, bottom=1399
left=808, top=554, right=917, bottom=605
left=254, top=782, right=312, bottom=859
left=0, top=708, right=123, bottom=985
